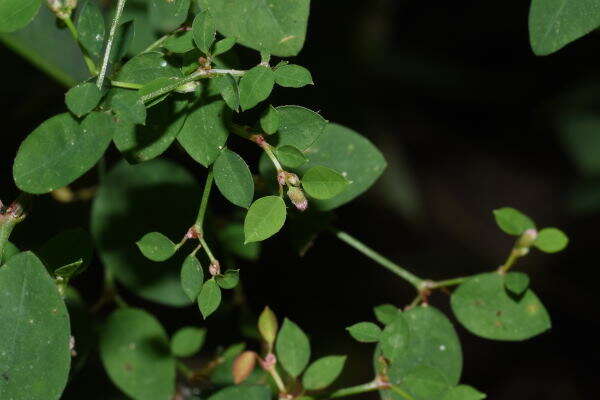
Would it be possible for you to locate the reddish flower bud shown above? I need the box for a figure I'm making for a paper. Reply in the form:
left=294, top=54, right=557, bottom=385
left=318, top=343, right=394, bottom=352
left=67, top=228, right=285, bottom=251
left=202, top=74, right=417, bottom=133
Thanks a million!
left=232, top=351, right=257, bottom=384
left=209, top=260, right=221, bottom=276
left=287, top=187, right=308, bottom=212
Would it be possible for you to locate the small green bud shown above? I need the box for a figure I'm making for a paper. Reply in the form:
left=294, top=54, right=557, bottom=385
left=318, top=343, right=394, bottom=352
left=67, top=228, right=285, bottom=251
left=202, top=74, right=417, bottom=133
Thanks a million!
left=258, top=306, right=278, bottom=350
left=517, top=228, right=538, bottom=248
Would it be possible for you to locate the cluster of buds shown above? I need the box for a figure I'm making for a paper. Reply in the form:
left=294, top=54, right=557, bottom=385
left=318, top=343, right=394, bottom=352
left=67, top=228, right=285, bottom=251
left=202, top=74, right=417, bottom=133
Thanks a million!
left=277, top=171, right=307, bottom=211
left=46, top=0, right=77, bottom=20
left=515, top=228, right=539, bottom=257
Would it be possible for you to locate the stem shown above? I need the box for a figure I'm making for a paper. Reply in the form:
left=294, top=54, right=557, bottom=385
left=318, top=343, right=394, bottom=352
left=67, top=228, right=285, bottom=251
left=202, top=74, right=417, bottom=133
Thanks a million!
left=141, top=34, right=170, bottom=54
left=210, top=68, right=246, bottom=76
left=263, top=145, right=283, bottom=172
left=266, top=366, right=287, bottom=395
left=97, top=0, right=128, bottom=89
left=63, top=16, right=97, bottom=76
left=390, top=385, right=416, bottom=400
left=195, top=170, right=214, bottom=234
left=498, top=248, right=521, bottom=273
left=431, top=276, right=469, bottom=289
left=199, top=237, right=217, bottom=264
left=229, top=123, right=284, bottom=172
left=326, top=379, right=389, bottom=399
left=332, top=229, right=424, bottom=290
left=110, top=80, right=144, bottom=90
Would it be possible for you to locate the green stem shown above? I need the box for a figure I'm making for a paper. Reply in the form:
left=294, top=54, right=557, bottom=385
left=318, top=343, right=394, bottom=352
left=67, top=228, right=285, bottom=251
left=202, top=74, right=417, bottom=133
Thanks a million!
left=266, top=366, right=287, bottom=396
left=63, top=16, right=97, bottom=76
left=326, top=379, right=389, bottom=399
left=431, top=276, right=469, bottom=289
left=97, top=0, right=128, bottom=89
left=390, top=385, right=416, bottom=400
left=141, top=34, right=170, bottom=54
left=332, top=229, right=424, bottom=290
left=195, top=170, right=214, bottom=234
left=199, top=237, right=217, bottom=264
left=110, top=80, right=143, bottom=90
left=498, top=248, right=521, bottom=273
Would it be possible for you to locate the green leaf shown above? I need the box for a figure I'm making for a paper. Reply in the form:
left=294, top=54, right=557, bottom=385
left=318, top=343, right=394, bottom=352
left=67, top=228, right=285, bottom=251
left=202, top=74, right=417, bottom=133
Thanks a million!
left=374, top=304, right=400, bottom=325
left=136, top=232, right=178, bottom=262
left=380, top=312, right=409, bottom=362
left=178, top=99, right=230, bottom=167
left=0, top=252, right=71, bottom=400
left=0, top=241, right=19, bottom=264
left=180, top=254, right=204, bottom=301
left=149, top=0, right=191, bottom=33
left=116, top=52, right=182, bottom=85
left=0, top=0, right=40, bottom=33
left=302, top=166, right=349, bottom=200
left=442, top=385, right=487, bottom=400
left=113, top=96, right=188, bottom=163
left=244, top=196, right=287, bottom=243
left=276, top=105, right=328, bottom=150
left=65, top=82, right=102, bottom=118
left=217, top=223, right=261, bottom=261
left=258, top=306, right=278, bottom=347
left=91, top=159, right=200, bottom=306
left=399, top=365, right=451, bottom=400
left=198, top=278, right=222, bottom=319
left=76, top=0, right=105, bottom=58
left=37, top=228, right=93, bottom=277
left=276, top=145, right=307, bottom=168
left=451, top=272, right=551, bottom=341
left=275, top=64, right=313, bottom=88
left=138, top=76, right=179, bottom=107
left=346, top=322, right=382, bottom=343
left=193, top=9, right=216, bottom=54
left=534, top=227, right=569, bottom=253
left=239, top=65, right=275, bottom=111
left=260, top=105, right=281, bottom=134
left=492, top=207, right=536, bottom=236
left=164, top=30, right=195, bottom=53
left=214, top=149, right=255, bottom=208
left=213, top=36, right=236, bottom=56
left=216, top=269, right=240, bottom=289
left=14, top=112, right=114, bottom=194
left=170, top=327, right=207, bottom=357
left=504, top=272, right=530, bottom=296
left=208, top=385, right=271, bottom=400
left=110, top=90, right=146, bottom=125
left=100, top=308, right=175, bottom=400
left=275, top=318, right=311, bottom=378
left=215, top=74, right=240, bottom=112
left=302, top=355, right=346, bottom=390
left=377, top=306, right=463, bottom=389
left=529, top=0, right=600, bottom=56
left=201, top=0, right=310, bottom=57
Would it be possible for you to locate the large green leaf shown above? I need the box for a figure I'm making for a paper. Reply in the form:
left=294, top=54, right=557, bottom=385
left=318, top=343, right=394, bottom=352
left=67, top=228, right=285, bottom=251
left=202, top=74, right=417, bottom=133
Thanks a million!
left=13, top=112, right=114, bottom=194
left=213, top=149, right=254, bottom=208
left=0, top=252, right=71, bottom=400
left=116, top=52, right=182, bottom=85
left=100, top=308, right=175, bottom=400
left=529, top=0, right=600, bottom=55
left=0, top=0, right=41, bottom=33
left=377, top=306, right=463, bottom=400
left=244, top=196, right=287, bottom=243
left=275, top=105, right=328, bottom=150
left=275, top=318, right=310, bottom=378
left=451, top=272, right=551, bottom=341
left=177, top=99, right=231, bottom=167
left=91, top=159, right=200, bottom=306
left=298, top=123, right=387, bottom=210
left=302, top=355, right=346, bottom=390
left=1, top=5, right=89, bottom=86
left=149, top=0, right=191, bottom=33
left=200, top=0, right=310, bottom=57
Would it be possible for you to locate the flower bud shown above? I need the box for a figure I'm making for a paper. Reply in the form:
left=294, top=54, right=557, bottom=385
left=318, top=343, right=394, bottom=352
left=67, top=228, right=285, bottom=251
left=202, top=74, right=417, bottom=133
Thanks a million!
left=209, top=260, right=221, bottom=276
left=232, top=351, right=257, bottom=384
left=277, top=171, right=287, bottom=186
left=517, top=228, right=538, bottom=248
left=287, top=187, right=308, bottom=212
left=258, top=306, right=278, bottom=350
left=259, top=353, right=277, bottom=370
left=285, top=172, right=300, bottom=187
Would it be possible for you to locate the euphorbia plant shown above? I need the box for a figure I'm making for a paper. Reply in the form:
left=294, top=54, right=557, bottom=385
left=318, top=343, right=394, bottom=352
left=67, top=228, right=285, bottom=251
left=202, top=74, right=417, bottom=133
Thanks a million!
left=0, top=0, right=579, bottom=399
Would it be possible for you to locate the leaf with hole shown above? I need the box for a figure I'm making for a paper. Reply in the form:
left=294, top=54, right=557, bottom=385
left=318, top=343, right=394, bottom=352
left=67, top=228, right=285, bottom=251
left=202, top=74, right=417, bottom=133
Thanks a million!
left=14, top=112, right=114, bottom=194
left=451, top=273, right=551, bottom=341
left=214, top=149, right=254, bottom=208
left=0, top=252, right=71, bottom=400
left=244, top=196, right=287, bottom=243
left=275, top=318, right=311, bottom=378
left=100, top=308, right=175, bottom=400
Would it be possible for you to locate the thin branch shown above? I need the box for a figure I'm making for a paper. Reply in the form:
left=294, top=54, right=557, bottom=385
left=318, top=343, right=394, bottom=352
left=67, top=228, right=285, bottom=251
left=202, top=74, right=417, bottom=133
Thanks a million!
left=97, top=0, right=128, bottom=89
left=325, top=378, right=389, bottom=399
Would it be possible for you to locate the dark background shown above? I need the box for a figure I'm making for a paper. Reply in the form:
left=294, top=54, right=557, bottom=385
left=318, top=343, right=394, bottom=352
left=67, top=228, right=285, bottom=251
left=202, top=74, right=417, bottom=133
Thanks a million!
left=1, top=0, right=598, bottom=399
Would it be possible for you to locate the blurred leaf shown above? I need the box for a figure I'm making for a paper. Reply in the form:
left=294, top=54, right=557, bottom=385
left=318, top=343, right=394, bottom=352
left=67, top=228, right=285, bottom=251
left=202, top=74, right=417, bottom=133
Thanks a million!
left=346, top=322, right=382, bottom=343
left=136, top=232, right=178, bottom=262
left=0, top=0, right=40, bottom=33
left=492, top=207, right=536, bottom=236
left=451, top=273, right=551, bottom=341
left=170, top=327, right=207, bottom=357
left=244, top=196, right=287, bottom=243
left=216, top=269, right=240, bottom=289
left=14, top=112, right=114, bottom=194
left=217, top=223, right=261, bottom=261
left=201, top=0, right=310, bottom=56
left=0, top=252, right=71, bottom=400
left=100, top=308, right=175, bottom=400
left=164, top=30, right=195, bottom=53
left=91, top=159, right=200, bottom=306
left=302, top=355, right=346, bottom=390
left=149, top=0, right=191, bottom=33
left=198, top=278, right=221, bottom=318
left=504, top=272, right=530, bottom=296
left=232, top=351, right=257, bottom=384
left=380, top=312, right=409, bottom=362
left=442, top=385, right=487, bottom=400
left=558, top=113, right=600, bottom=176
left=534, top=227, right=569, bottom=253
left=37, top=228, right=93, bottom=276
left=529, top=0, right=600, bottom=55
left=258, top=306, right=278, bottom=348
left=208, top=385, right=270, bottom=400
left=214, top=149, right=254, bottom=208
left=374, top=304, right=400, bottom=325
left=275, top=318, right=310, bottom=378
left=180, top=254, right=204, bottom=301
left=0, top=241, right=19, bottom=264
